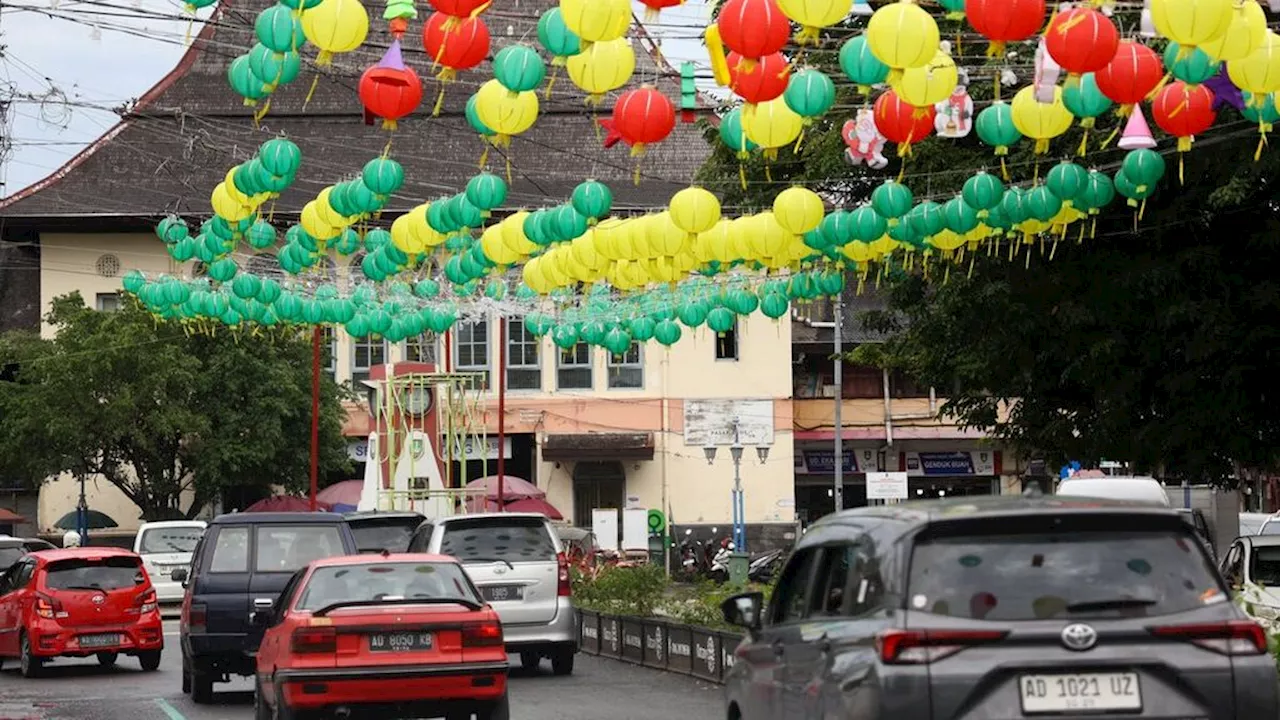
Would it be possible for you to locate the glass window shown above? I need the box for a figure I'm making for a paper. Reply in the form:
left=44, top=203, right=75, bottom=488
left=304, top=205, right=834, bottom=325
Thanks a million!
left=139, top=526, right=204, bottom=554
left=506, top=319, right=541, bottom=391
left=320, top=327, right=337, bottom=376
left=440, top=517, right=557, bottom=563
left=809, top=546, right=854, bottom=617
left=908, top=529, right=1223, bottom=621
left=348, top=517, right=423, bottom=554
left=209, top=527, right=250, bottom=573
left=0, top=546, right=23, bottom=569
left=606, top=342, right=643, bottom=389
left=557, top=342, right=593, bottom=390
left=454, top=319, right=490, bottom=390
left=1252, top=546, right=1280, bottom=586
left=715, top=320, right=738, bottom=360
left=96, top=293, right=120, bottom=312
left=254, top=525, right=345, bottom=573
left=294, top=562, right=478, bottom=611
left=769, top=548, right=819, bottom=625
left=405, top=333, right=437, bottom=364
left=43, top=556, right=143, bottom=590
left=352, top=338, right=388, bottom=385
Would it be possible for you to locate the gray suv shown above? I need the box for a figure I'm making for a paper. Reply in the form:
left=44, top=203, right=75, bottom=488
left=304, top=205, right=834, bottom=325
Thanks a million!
left=721, top=496, right=1279, bottom=719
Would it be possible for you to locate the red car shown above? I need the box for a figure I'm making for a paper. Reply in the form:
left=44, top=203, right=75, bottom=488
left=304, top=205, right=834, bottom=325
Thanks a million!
left=0, top=547, right=163, bottom=676
left=254, top=553, right=510, bottom=720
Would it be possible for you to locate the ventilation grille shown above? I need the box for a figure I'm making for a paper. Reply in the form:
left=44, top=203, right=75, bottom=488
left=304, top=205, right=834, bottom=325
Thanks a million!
left=95, top=254, right=121, bottom=278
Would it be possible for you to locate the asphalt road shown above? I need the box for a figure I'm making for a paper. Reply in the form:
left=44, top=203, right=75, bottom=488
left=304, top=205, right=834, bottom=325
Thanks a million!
left=0, top=622, right=724, bottom=720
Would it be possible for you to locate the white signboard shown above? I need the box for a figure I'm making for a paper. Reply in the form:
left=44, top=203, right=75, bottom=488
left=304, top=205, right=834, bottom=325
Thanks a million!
left=622, top=508, right=648, bottom=552
left=347, top=440, right=369, bottom=462
left=683, top=399, right=775, bottom=446
left=447, top=435, right=512, bottom=462
left=866, top=472, right=909, bottom=500
left=593, top=509, right=619, bottom=553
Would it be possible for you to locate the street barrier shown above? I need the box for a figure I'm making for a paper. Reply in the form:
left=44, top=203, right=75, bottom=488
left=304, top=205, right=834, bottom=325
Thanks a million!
left=577, top=609, right=744, bottom=685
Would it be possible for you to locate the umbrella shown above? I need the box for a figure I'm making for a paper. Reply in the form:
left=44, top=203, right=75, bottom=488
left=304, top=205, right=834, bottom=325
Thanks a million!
left=465, top=475, right=544, bottom=501
left=503, top=498, right=564, bottom=520
left=0, top=508, right=26, bottom=523
left=53, top=509, right=117, bottom=530
left=244, top=496, right=332, bottom=513
left=317, top=480, right=363, bottom=507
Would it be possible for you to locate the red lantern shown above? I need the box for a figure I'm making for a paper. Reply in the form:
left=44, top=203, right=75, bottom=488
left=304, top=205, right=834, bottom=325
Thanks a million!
left=874, top=89, right=935, bottom=156
left=1094, top=41, right=1163, bottom=116
left=728, top=51, right=791, bottom=104
left=427, top=0, right=489, bottom=17
left=359, top=43, right=424, bottom=131
left=1152, top=81, right=1216, bottom=152
left=639, top=0, right=686, bottom=21
left=965, top=0, right=1046, bottom=56
left=1044, top=7, right=1119, bottom=76
left=717, top=0, right=790, bottom=60
left=423, top=12, right=490, bottom=80
left=602, top=86, right=677, bottom=156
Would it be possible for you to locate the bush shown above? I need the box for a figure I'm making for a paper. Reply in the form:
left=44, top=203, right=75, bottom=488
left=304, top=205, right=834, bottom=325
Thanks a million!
left=572, top=563, right=669, bottom=617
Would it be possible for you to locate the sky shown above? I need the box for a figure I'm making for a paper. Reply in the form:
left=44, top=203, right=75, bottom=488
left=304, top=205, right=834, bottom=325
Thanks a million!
left=0, top=0, right=713, bottom=199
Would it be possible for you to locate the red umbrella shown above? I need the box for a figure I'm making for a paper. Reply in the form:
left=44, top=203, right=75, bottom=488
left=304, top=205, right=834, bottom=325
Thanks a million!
left=465, top=475, right=544, bottom=501
left=244, top=496, right=332, bottom=513
left=316, top=480, right=363, bottom=506
left=503, top=498, right=564, bottom=520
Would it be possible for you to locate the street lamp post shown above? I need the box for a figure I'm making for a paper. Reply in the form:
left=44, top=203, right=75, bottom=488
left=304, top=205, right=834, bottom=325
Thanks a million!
left=77, top=475, right=89, bottom=545
left=703, top=417, right=770, bottom=556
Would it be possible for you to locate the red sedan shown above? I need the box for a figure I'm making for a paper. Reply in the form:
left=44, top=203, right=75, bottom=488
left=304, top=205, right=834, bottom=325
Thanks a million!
left=0, top=547, right=163, bottom=676
left=254, top=553, right=509, bottom=720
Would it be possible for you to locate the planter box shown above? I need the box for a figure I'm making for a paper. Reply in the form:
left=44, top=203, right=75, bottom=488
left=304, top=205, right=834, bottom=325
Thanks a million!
left=689, top=626, right=722, bottom=682
left=621, top=617, right=644, bottom=664
left=719, top=630, right=744, bottom=677
left=642, top=619, right=668, bottom=670
left=579, top=609, right=600, bottom=655
left=665, top=622, right=695, bottom=676
left=599, top=614, right=622, bottom=658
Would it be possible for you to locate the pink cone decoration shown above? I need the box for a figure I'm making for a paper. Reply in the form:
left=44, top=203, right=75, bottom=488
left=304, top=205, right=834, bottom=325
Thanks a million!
left=1118, top=106, right=1157, bottom=150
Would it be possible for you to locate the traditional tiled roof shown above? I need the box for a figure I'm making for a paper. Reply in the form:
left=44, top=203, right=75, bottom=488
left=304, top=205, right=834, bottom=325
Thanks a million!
left=791, top=286, right=898, bottom=345
left=0, top=0, right=710, bottom=221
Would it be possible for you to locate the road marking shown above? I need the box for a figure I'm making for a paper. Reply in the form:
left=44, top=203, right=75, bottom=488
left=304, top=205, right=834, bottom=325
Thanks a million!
left=154, top=698, right=186, bottom=720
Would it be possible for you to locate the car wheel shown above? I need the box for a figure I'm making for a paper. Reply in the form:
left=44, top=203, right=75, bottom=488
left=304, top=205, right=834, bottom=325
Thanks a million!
left=138, top=650, right=162, bottom=672
left=19, top=633, right=43, bottom=678
left=519, top=651, right=540, bottom=670
left=190, top=669, right=215, bottom=704
left=254, top=679, right=272, bottom=720
left=96, top=652, right=119, bottom=667
left=477, top=692, right=510, bottom=720
left=550, top=647, right=575, bottom=676
left=181, top=656, right=191, bottom=694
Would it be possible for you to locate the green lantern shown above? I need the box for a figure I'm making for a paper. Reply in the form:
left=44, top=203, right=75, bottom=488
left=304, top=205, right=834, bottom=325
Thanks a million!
left=233, top=160, right=266, bottom=196
left=414, top=279, right=440, bottom=298
left=246, top=220, right=276, bottom=249
left=465, top=94, right=497, bottom=138
left=465, top=173, right=508, bottom=213
left=160, top=217, right=190, bottom=244
left=942, top=197, right=980, bottom=234
left=603, top=327, right=633, bottom=356
left=629, top=316, right=657, bottom=342
left=1120, top=149, right=1166, bottom=193
left=248, top=44, right=301, bottom=89
left=936, top=0, right=965, bottom=18
left=277, top=0, right=324, bottom=11
left=122, top=269, right=146, bottom=295
left=759, top=293, right=789, bottom=319
left=580, top=320, right=608, bottom=345
left=1164, top=43, right=1220, bottom=86
left=1000, top=187, right=1029, bottom=224
left=333, top=228, right=361, bottom=255
left=783, top=69, right=836, bottom=119
left=1061, top=73, right=1113, bottom=129
left=706, top=307, right=736, bottom=334
left=1024, top=186, right=1062, bottom=222
left=231, top=273, right=262, bottom=300
left=537, top=7, right=581, bottom=63
left=362, top=157, right=405, bottom=196
left=227, top=55, right=270, bottom=105
left=838, top=36, right=889, bottom=93
left=976, top=102, right=1023, bottom=159
left=493, top=45, right=547, bottom=94
left=257, top=277, right=282, bottom=304
left=1113, top=170, right=1153, bottom=208
left=906, top=201, right=945, bottom=238
left=259, top=138, right=301, bottom=177
left=484, top=278, right=507, bottom=300
left=1045, top=161, right=1089, bottom=203
left=818, top=210, right=851, bottom=247
left=1242, top=91, right=1280, bottom=128
left=571, top=180, right=612, bottom=222
left=555, top=205, right=589, bottom=240
left=170, top=237, right=198, bottom=262
left=961, top=172, right=1005, bottom=213
left=718, top=107, right=758, bottom=157
left=452, top=196, right=485, bottom=229
left=870, top=180, right=913, bottom=224
left=849, top=205, right=889, bottom=242
left=653, top=319, right=683, bottom=346
left=552, top=324, right=579, bottom=350
left=255, top=4, right=304, bottom=53
left=208, top=258, right=239, bottom=283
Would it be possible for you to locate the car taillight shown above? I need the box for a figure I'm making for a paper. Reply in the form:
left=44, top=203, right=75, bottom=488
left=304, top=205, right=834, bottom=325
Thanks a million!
left=1148, top=620, right=1267, bottom=655
left=134, top=589, right=158, bottom=614
left=291, top=626, right=338, bottom=654
left=876, top=628, right=1008, bottom=664
left=35, top=593, right=66, bottom=620
left=557, top=552, right=571, bottom=597
left=462, top=620, right=504, bottom=648
left=185, top=601, right=207, bottom=633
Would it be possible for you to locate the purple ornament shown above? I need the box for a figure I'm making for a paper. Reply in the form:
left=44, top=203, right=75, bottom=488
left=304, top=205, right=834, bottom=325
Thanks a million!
left=1204, top=66, right=1244, bottom=111
left=379, top=39, right=406, bottom=71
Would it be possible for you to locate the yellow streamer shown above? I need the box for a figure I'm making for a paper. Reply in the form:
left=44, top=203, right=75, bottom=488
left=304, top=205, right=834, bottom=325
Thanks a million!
left=432, top=85, right=447, bottom=116
left=303, top=74, right=320, bottom=109
left=253, top=98, right=271, bottom=125
left=544, top=67, right=559, bottom=99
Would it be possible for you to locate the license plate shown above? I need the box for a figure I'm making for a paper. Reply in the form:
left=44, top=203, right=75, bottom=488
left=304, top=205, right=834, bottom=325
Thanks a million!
left=481, top=585, right=524, bottom=602
left=1020, top=672, right=1141, bottom=713
left=368, top=632, right=433, bottom=653
left=78, top=633, right=121, bottom=649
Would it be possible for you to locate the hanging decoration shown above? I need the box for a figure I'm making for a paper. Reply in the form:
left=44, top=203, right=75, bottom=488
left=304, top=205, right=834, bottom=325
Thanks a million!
left=934, top=82, right=974, bottom=139
left=1117, top=106, right=1157, bottom=150
left=301, top=0, right=370, bottom=66
left=600, top=86, right=677, bottom=158
left=423, top=10, right=491, bottom=115
left=728, top=51, right=792, bottom=104
left=1043, top=7, right=1119, bottom=82
left=843, top=111, right=889, bottom=169
left=567, top=37, right=636, bottom=105
left=865, top=1, right=941, bottom=83
left=1010, top=85, right=1073, bottom=154
left=1094, top=40, right=1163, bottom=117
left=359, top=41, right=423, bottom=131
left=1150, top=81, right=1216, bottom=180
left=777, top=0, right=855, bottom=46
left=965, top=0, right=1045, bottom=57
left=874, top=89, right=936, bottom=157
left=383, top=0, right=418, bottom=38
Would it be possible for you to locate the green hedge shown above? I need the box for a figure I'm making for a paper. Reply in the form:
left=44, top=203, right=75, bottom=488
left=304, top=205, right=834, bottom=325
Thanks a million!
left=572, top=565, right=777, bottom=631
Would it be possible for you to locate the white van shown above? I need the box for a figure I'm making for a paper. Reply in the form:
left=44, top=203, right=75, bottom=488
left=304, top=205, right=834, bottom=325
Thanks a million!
left=1056, top=475, right=1171, bottom=506
left=134, top=520, right=207, bottom=603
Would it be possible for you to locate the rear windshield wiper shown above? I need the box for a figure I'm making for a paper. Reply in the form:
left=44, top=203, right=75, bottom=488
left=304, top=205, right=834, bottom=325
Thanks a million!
left=1065, top=598, right=1158, bottom=613
left=463, top=557, right=514, bottom=569
left=62, top=584, right=105, bottom=591
left=314, top=596, right=482, bottom=616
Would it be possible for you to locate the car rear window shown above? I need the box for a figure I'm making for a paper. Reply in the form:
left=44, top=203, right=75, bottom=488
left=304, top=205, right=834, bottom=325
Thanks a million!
left=294, top=562, right=476, bottom=611
left=1252, top=546, right=1280, bottom=586
left=440, top=517, right=557, bottom=563
left=908, top=529, right=1223, bottom=621
left=255, top=525, right=345, bottom=572
left=44, top=556, right=143, bottom=590
left=348, top=518, right=419, bottom=554
left=139, top=526, right=204, bottom=554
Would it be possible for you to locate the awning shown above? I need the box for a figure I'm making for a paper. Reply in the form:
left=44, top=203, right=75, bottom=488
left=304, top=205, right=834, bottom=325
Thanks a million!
left=0, top=507, right=25, bottom=523
left=541, top=432, right=655, bottom=461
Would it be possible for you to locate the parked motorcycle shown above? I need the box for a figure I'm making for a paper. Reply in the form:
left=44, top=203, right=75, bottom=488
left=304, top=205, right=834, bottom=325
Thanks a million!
left=747, top=548, right=784, bottom=583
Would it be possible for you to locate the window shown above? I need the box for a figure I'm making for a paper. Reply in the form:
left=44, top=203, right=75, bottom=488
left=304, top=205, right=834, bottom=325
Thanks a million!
left=352, top=337, right=388, bottom=384
left=454, top=319, right=490, bottom=390
left=607, top=342, right=643, bottom=389
left=138, top=526, right=204, bottom=554
left=890, top=370, right=930, bottom=399
left=715, top=320, right=739, bottom=360
left=209, top=527, right=250, bottom=573
left=769, top=548, right=819, bottom=625
left=254, top=525, right=345, bottom=573
left=809, top=546, right=854, bottom=617
left=1252, top=546, right=1280, bottom=586
left=506, top=319, right=541, bottom=391
left=96, top=292, right=120, bottom=312
left=44, top=556, right=143, bottom=590
left=439, top=517, right=558, bottom=563
left=405, top=333, right=437, bottom=364
left=295, top=562, right=477, bottom=611
left=557, top=342, right=594, bottom=390
left=320, top=326, right=337, bottom=377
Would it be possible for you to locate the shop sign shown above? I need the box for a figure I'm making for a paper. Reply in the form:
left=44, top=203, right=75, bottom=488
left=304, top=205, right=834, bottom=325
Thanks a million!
left=347, top=440, right=369, bottom=462
left=683, top=399, right=775, bottom=446
left=800, top=451, right=858, bottom=474
left=447, top=435, right=512, bottom=461
left=904, top=451, right=996, bottom=476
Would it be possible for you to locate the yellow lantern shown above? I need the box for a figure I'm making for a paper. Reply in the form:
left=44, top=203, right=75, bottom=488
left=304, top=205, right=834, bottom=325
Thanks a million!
left=566, top=37, right=636, bottom=105
left=773, top=186, right=825, bottom=235
left=1151, top=0, right=1232, bottom=51
left=1229, top=32, right=1280, bottom=101
left=407, top=205, right=444, bottom=248
left=668, top=187, right=721, bottom=234
left=559, top=0, right=631, bottom=44
left=777, top=0, right=854, bottom=46
left=300, top=201, right=340, bottom=241
left=301, top=0, right=370, bottom=66
left=1200, top=0, right=1266, bottom=62
left=480, top=225, right=521, bottom=266
left=390, top=214, right=427, bottom=255
left=501, top=212, right=538, bottom=257
left=742, top=97, right=805, bottom=160
left=649, top=212, right=689, bottom=255
left=571, top=230, right=606, bottom=271
left=211, top=183, right=254, bottom=223
left=315, top=187, right=350, bottom=229
left=522, top=258, right=550, bottom=294
left=700, top=219, right=736, bottom=263
left=474, top=80, right=539, bottom=145
left=1010, top=86, right=1074, bottom=154
left=841, top=240, right=873, bottom=263
left=892, top=50, right=958, bottom=108
left=866, top=2, right=939, bottom=79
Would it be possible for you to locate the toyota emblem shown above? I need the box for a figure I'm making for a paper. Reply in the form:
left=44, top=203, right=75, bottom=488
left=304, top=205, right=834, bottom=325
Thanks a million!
left=1060, top=623, right=1098, bottom=651
left=91, top=594, right=106, bottom=605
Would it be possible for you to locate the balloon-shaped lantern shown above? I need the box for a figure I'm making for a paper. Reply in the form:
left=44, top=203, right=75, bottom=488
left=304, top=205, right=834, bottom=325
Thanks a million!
left=866, top=1, right=940, bottom=82
left=1199, top=0, right=1266, bottom=62
left=638, top=0, right=687, bottom=21
left=1228, top=32, right=1280, bottom=105
left=874, top=89, right=936, bottom=157
left=1151, top=81, right=1216, bottom=181
left=301, top=0, right=370, bottom=66
left=1043, top=7, right=1119, bottom=80
left=474, top=79, right=540, bottom=147
left=602, top=86, right=677, bottom=157
left=778, top=0, right=855, bottom=46
left=1150, top=0, right=1232, bottom=54
left=728, top=51, right=791, bottom=104
left=1094, top=41, right=1163, bottom=116
left=359, top=40, right=423, bottom=130
left=965, top=0, right=1045, bottom=57
left=742, top=96, right=806, bottom=160
left=839, top=36, right=890, bottom=94
left=567, top=37, right=636, bottom=105
left=1010, top=85, right=1074, bottom=154
left=559, top=0, right=631, bottom=44
left=716, top=0, right=791, bottom=70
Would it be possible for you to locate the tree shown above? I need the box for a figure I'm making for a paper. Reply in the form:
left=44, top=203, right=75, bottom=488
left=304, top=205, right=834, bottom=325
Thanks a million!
left=0, top=293, right=352, bottom=521
left=694, top=22, right=1280, bottom=483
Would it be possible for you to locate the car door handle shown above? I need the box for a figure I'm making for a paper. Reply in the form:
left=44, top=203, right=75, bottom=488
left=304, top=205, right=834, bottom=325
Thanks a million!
left=253, top=598, right=274, bottom=610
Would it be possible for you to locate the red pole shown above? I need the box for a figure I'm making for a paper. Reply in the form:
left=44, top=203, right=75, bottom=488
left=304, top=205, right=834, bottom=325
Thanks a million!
left=310, top=327, right=321, bottom=512
left=497, top=318, right=506, bottom=512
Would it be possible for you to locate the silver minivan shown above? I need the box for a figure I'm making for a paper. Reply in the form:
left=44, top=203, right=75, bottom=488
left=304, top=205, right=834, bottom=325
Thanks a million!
left=409, top=512, right=578, bottom=675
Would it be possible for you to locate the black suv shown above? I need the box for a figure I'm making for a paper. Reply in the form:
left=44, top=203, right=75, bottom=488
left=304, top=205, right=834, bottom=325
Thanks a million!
left=172, top=512, right=357, bottom=703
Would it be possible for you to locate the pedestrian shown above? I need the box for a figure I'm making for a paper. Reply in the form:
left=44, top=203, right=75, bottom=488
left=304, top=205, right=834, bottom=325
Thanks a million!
left=63, top=529, right=81, bottom=548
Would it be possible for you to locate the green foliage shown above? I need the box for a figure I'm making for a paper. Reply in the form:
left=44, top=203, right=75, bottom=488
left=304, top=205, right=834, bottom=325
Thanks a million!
left=572, top=564, right=669, bottom=617
left=0, top=292, right=352, bottom=520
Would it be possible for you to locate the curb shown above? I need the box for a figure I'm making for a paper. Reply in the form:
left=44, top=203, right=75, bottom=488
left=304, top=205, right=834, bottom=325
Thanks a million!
left=577, top=609, right=743, bottom=685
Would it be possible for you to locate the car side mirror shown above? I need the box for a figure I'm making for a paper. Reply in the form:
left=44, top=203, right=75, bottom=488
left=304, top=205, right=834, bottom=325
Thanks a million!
left=171, top=568, right=188, bottom=584
left=722, top=591, right=764, bottom=631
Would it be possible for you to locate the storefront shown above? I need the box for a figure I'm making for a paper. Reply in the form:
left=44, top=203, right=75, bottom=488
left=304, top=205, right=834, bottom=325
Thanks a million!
left=897, top=449, right=1002, bottom=498
left=792, top=445, right=883, bottom=523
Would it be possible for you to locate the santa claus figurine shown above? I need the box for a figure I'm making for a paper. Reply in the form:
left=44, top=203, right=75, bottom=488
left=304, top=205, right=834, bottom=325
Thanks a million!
left=842, top=109, right=889, bottom=169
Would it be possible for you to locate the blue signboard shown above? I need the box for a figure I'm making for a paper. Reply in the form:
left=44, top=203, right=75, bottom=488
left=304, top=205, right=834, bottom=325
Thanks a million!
left=915, top=452, right=975, bottom=475
left=803, top=451, right=857, bottom=474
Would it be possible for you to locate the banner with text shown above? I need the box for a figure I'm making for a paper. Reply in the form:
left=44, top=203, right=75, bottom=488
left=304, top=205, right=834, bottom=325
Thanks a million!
left=902, top=451, right=997, bottom=476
